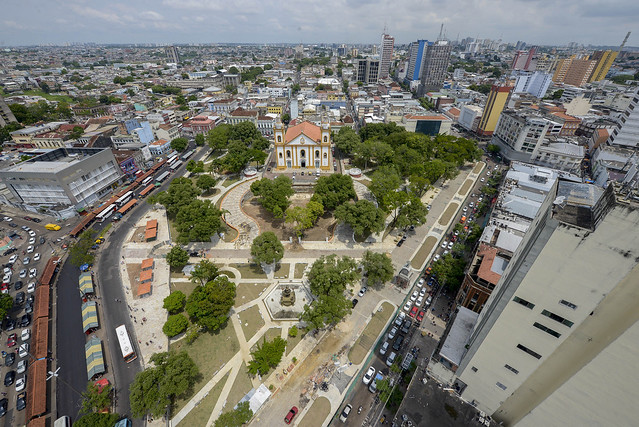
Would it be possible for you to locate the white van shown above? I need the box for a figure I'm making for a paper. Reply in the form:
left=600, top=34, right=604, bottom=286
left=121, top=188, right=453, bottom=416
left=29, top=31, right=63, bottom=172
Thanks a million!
left=54, top=416, right=71, bottom=427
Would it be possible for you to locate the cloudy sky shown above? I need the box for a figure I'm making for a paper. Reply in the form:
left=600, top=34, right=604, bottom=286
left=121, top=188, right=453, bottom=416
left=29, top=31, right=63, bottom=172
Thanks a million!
left=1, top=0, right=636, bottom=47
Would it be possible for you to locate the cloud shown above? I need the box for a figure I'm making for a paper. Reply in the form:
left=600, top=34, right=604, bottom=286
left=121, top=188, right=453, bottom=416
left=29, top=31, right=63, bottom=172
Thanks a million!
left=140, top=11, right=164, bottom=21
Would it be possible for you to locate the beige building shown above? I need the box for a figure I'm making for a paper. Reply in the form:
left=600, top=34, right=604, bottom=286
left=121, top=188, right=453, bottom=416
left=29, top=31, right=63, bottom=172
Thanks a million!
left=273, top=121, right=332, bottom=171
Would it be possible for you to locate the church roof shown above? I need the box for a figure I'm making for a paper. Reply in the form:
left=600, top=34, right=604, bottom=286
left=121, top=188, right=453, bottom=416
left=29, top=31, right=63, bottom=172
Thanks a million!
left=285, top=121, right=322, bottom=143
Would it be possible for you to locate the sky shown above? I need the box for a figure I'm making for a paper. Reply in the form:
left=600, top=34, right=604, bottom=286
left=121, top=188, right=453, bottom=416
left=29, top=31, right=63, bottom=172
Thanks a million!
left=1, top=0, right=636, bottom=48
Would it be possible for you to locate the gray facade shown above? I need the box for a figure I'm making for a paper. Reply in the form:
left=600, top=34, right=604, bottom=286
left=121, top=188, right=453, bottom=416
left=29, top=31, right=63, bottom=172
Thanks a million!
left=356, top=58, right=380, bottom=84
left=419, top=41, right=452, bottom=95
left=0, top=147, right=123, bottom=209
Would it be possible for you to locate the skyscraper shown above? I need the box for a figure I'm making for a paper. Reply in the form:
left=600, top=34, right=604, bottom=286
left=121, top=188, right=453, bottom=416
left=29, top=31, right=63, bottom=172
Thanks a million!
left=379, top=33, right=394, bottom=79
left=418, top=40, right=452, bottom=95
left=165, top=45, right=180, bottom=64
left=0, top=95, right=17, bottom=127
left=476, top=85, right=512, bottom=137
left=552, top=56, right=597, bottom=87
left=511, top=47, right=537, bottom=71
left=588, top=50, right=618, bottom=82
left=448, top=179, right=639, bottom=427
left=606, top=87, right=639, bottom=148
left=356, top=58, right=380, bottom=84
left=406, top=40, right=429, bottom=83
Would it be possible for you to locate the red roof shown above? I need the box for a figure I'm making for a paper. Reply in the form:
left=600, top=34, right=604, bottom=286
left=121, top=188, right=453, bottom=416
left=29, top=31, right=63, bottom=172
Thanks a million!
left=33, top=316, right=49, bottom=359
left=141, top=258, right=154, bottom=270
left=137, top=282, right=152, bottom=296
left=26, top=359, right=47, bottom=420
left=144, top=228, right=157, bottom=240
left=285, top=121, right=322, bottom=143
left=146, top=219, right=158, bottom=230
left=140, top=269, right=153, bottom=283
left=34, top=285, right=50, bottom=320
left=476, top=243, right=504, bottom=285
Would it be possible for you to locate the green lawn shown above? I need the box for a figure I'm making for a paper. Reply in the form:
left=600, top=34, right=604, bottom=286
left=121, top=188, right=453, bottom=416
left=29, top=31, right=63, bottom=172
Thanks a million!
left=222, top=176, right=241, bottom=187
left=171, top=280, right=199, bottom=297
left=293, top=263, right=307, bottom=279
left=171, top=322, right=241, bottom=413
left=234, top=282, right=270, bottom=307
left=230, top=263, right=267, bottom=279
left=411, top=235, right=438, bottom=270
left=222, top=363, right=254, bottom=412
left=177, top=372, right=229, bottom=425
left=19, top=90, right=74, bottom=104
left=348, top=302, right=394, bottom=364
left=238, top=305, right=265, bottom=341
left=219, top=270, right=236, bottom=278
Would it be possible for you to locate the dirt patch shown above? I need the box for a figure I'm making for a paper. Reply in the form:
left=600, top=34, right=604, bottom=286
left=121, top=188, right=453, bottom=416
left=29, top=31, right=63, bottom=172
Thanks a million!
left=348, top=302, right=394, bottom=364
left=458, top=179, right=473, bottom=197
left=438, top=202, right=459, bottom=226
left=472, top=162, right=484, bottom=174
left=238, top=305, right=265, bottom=341
left=171, top=280, right=198, bottom=297
left=299, top=396, right=332, bottom=427
left=294, top=263, right=307, bottom=279
left=242, top=197, right=336, bottom=241
left=128, top=226, right=147, bottom=243
left=126, top=263, right=143, bottom=298
left=411, top=236, right=438, bottom=269
left=235, top=282, right=270, bottom=307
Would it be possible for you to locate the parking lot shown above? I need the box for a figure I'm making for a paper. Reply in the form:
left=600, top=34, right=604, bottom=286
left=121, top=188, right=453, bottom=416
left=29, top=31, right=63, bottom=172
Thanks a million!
left=0, top=213, right=67, bottom=423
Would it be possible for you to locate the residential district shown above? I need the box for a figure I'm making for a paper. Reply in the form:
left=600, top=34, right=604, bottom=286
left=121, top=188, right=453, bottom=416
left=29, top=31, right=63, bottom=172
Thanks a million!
left=0, top=30, right=638, bottom=427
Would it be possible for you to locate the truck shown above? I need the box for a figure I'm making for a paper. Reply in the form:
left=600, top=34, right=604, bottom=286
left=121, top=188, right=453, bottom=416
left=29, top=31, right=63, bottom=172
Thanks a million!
left=45, top=224, right=61, bottom=231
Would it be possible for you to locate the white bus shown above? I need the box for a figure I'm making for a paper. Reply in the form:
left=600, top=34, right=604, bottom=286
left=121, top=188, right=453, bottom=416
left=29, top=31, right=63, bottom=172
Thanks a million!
left=115, top=325, right=137, bottom=363
left=115, top=191, right=134, bottom=207
left=167, top=154, right=178, bottom=165
left=95, top=204, right=116, bottom=222
left=141, top=176, right=153, bottom=186
left=170, top=160, right=183, bottom=171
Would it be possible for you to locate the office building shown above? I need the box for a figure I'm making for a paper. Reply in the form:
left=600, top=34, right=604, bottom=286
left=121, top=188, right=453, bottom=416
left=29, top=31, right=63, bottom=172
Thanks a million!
left=0, top=147, right=122, bottom=209
left=511, top=47, right=537, bottom=71
left=406, top=40, right=429, bottom=83
left=165, top=45, right=180, bottom=64
left=447, top=178, right=639, bottom=427
left=607, top=88, right=639, bottom=149
left=492, top=110, right=550, bottom=157
left=588, top=50, right=619, bottom=82
left=458, top=105, right=484, bottom=132
left=0, top=95, right=17, bottom=126
left=477, top=85, right=512, bottom=137
left=513, top=72, right=552, bottom=99
left=379, top=33, right=394, bottom=79
left=356, top=58, right=380, bottom=84
left=419, top=41, right=452, bottom=95
left=552, top=56, right=597, bottom=87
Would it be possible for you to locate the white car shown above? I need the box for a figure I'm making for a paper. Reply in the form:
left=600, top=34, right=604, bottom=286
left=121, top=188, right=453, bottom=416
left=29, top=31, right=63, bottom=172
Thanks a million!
left=480, top=178, right=485, bottom=182
left=19, top=270, right=27, bottom=278
left=416, top=296, right=424, bottom=306
left=447, top=241, right=454, bottom=250
left=463, top=206, right=468, bottom=212
left=29, top=268, right=37, bottom=278
left=387, top=326, right=398, bottom=340
left=357, top=287, right=367, bottom=297
left=15, top=377, right=26, bottom=392
left=433, top=254, right=441, bottom=262
left=403, top=302, right=412, bottom=312
left=3, top=267, right=10, bottom=275
left=28, top=230, right=36, bottom=237
left=27, top=282, right=36, bottom=293
left=425, top=296, right=433, bottom=306
left=478, top=196, right=483, bottom=203
left=380, top=341, right=389, bottom=356
left=2, top=273, right=11, bottom=283
left=419, top=287, right=427, bottom=297
left=19, top=343, right=29, bottom=358
left=21, top=329, right=30, bottom=341
left=411, top=291, right=419, bottom=301
left=17, top=359, right=27, bottom=374
left=394, top=312, right=405, bottom=327
left=33, top=253, right=40, bottom=262
left=443, top=250, right=450, bottom=256
left=28, top=237, right=35, bottom=245
left=417, top=278, right=425, bottom=288
left=23, top=257, right=30, bottom=265
left=469, top=202, right=475, bottom=208
left=441, top=240, right=448, bottom=249
left=363, top=366, right=376, bottom=385
left=27, top=245, right=34, bottom=253
left=9, top=254, right=18, bottom=264
left=3, top=216, right=12, bottom=222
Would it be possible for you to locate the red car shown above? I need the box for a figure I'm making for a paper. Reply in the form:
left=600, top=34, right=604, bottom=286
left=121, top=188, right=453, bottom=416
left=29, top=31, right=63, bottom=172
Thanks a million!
left=7, top=333, right=17, bottom=347
left=416, top=311, right=425, bottom=323
left=409, top=306, right=418, bottom=318
left=425, top=267, right=432, bottom=275
left=284, top=406, right=298, bottom=424
left=0, top=283, right=8, bottom=294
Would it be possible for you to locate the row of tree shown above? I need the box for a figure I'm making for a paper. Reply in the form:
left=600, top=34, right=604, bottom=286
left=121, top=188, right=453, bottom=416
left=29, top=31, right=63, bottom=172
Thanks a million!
left=208, top=122, right=270, bottom=173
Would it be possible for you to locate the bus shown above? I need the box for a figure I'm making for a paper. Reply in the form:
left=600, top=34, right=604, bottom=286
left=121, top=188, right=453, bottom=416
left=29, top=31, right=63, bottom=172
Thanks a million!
left=167, top=154, right=178, bottom=165
left=181, top=150, right=195, bottom=161
left=170, top=160, right=183, bottom=171
left=139, top=184, right=155, bottom=198
left=141, top=176, right=154, bottom=186
left=115, top=325, right=137, bottom=363
left=115, top=191, right=134, bottom=207
left=95, top=204, right=116, bottom=222
left=155, top=171, right=170, bottom=185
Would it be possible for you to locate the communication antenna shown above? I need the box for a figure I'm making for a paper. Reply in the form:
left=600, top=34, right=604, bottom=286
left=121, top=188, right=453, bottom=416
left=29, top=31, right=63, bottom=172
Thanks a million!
left=438, top=23, right=444, bottom=41
left=619, top=31, right=631, bottom=51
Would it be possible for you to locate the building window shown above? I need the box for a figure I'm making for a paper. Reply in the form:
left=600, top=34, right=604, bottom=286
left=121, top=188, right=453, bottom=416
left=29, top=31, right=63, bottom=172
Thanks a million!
left=517, top=344, right=542, bottom=359
left=513, top=296, right=535, bottom=309
left=277, top=135, right=282, bottom=142
left=471, top=366, right=478, bottom=372
left=496, top=382, right=507, bottom=391
left=541, top=310, right=574, bottom=327
left=286, top=150, right=291, bottom=158
left=323, top=153, right=328, bottom=158
left=324, top=136, right=328, bottom=142
left=533, top=322, right=561, bottom=338
left=279, top=153, right=282, bottom=159
left=504, top=364, right=519, bottom=374
left=300, top=149, right=306, bottom=158
left=559, top=299, right=577, bottom=310
left=315, top=150, right=320, bottom=158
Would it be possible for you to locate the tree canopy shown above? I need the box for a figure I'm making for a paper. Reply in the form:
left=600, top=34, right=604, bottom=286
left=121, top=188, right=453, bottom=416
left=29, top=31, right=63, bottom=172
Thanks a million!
left=247, top=336, right=287, bottom=376
left=210, top=122, right=270, bottom=173
left=163, top=291, right=186, bottom=314
left=0, top=294, right=14, bottom=320
left=74, top=413, right=120, bottom=427
left=69, top=228, right=97, bottom=267
left=334, top=199, right=386, bottom=239
left=361, top=250, right=394, bottom=288
left=80, top=381, right=113, bottom=415
left=190, top=259, right=220, bottom=285
left=214, top=401, right=253, bottom=427
left=196, top=174, right=217, bottom=192
left=170, top=137, right=188, bottom=152
left=310, top=174, right=356, bottom=211
left=129, top=351, right=199, bottom=418
left=333, top=127, right=360, bottom=155
left=250, top=176, right=294, bottom=218
left=163, top=314, right=189, bottom=337
left=166, top=246, right=189, bottom=271
left=251, top=232, right=285, bottom=265
left=185, top=275, right=236, bottom=331
left=285, top=200, right=324, bottom=237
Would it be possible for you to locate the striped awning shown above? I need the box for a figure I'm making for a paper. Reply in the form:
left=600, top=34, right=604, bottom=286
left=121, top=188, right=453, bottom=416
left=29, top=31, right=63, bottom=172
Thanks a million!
left=79, top=272, right=94, bottom=296
left=85, top=337, right=105, bottom=380
left=82, top=301, right=99, bottom=334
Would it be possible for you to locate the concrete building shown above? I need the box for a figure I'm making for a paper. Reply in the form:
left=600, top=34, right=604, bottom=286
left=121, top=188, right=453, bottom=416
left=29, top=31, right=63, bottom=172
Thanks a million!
left=588, top=50, right=619, bottom=82
left=419, top=41, right=452, bottom=95
left=406, top=40, right=428, bottom=83
left=0, top=95, right=17, bottom=126
left=148, top=139, right=171, bottom=156
left=356, top=58, right=380, bottom=84
left=552, top=57, right=597, bottom=87
left=606, top=88, right=639, bottom=149
left=165, top=46, right=180, bottom=64
left=513, top=72, right=552, bottom=99
left=273, top=121, right=332, bottom=171
left=0, top=147, right=122, bottom=209
left=458, top=105, right=483, bottom=132
left=447, top=178, right=639, bottom=427
left=379, top=33, right=395, bottom=79
left=492, top=110, right=550, bottom=157
left=477, top=85, right=512, bottom=137
left=400, top=114, right=452, bottom=136
left=511, top=47, right=537, bottom=71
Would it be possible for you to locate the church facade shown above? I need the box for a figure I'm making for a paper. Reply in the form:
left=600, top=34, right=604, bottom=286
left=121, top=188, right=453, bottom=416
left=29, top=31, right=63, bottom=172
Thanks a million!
left=273, top=121, right=332, bottom=171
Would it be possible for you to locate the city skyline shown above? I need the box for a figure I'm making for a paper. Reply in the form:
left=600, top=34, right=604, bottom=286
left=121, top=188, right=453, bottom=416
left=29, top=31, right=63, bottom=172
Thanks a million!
left=1, top=0, right=636, bottom=47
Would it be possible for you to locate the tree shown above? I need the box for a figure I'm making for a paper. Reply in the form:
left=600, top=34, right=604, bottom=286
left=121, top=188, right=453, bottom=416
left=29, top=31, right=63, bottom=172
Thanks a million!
left=369, top=166, right=402, bottom=212
left=214, top=401, right=253, bottom=427
left=486, top=144, right=501, bottom=153
left=196, top=174, right=217, bottom=192
left=129, top=351, right=199, bottom=418
left=250, top=176, right=294, bottom=218
left=186, top=160, right=205, bottom=174
left=361, top=250, right=394, bottom=288
left=174, top=199, right=225, bottom=243
left=334, top=200, right=386, bottom=239
left=285, top=200, right=324, bottom=237
left=40, top=82, right=51, bottom=93
left=281, top=113, right=291, bottom=124
left=288, top=325, right=298, bottom=337
left=151, top=177, right=201, bottom=217
left=207, top=124, right=231, bottom=151
left=166, top=246, right=189, bottom=271
left=251, top=232, right=284, bottom=265
left=163, top=291, right=186, bottom=314
left=69, top=125, right=84, bottom=140
left=0, top=122, right=23, bottom=143
left=550, top=89, right=564, bottom=100
left=395, top=194, right=428, bottom=229
left=163, top=314, right=189, bottom=337
left=75, top=413, right=120, bottom=427
left=195, top=133, right=205, bottom=146
left=247, top=336, right=287, bottom=376
left=311, top=174, right=356, bottom=211
left=171, top=137, right=188, bottom=152
left=333, top=127, right=360, bottom=155
left=185, top=275, right=236, bottom=331
left=69, top=229, right=97, bottom=267
left=80, top=381, right=113, bottom=414
left=0, top=294, right=13, bottom=320
left=190, top=259, right=220, bottom=285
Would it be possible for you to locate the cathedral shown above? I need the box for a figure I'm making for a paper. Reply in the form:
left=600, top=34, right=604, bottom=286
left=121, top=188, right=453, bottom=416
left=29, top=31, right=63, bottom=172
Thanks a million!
left=273, top=121, right=332, bottom=171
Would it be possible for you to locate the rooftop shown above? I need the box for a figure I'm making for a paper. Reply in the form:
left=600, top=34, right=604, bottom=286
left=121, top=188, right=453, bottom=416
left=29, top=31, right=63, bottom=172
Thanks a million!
left=1, top=147, right=107, bottom=174
left=440, top=307, right=479, bottom=366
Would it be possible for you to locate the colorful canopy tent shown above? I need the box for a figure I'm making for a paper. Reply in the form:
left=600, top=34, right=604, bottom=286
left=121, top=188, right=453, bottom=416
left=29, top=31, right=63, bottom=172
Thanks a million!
left=85, top=337, right=105, bottom=380
left=82, top=301, right=99, bottom=334
left=79, top=272, right=94, bottom=297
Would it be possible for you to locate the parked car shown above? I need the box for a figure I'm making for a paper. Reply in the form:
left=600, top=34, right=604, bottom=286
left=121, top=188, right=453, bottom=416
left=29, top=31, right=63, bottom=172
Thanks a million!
left=4, top=352, right=15, bottom=366
left=357, top=287, right=367, bottom=297
left=433, top=254, right=441, bottom=262
left=441, top=240, right=448, bottom=249
left=425, top=296, right=433, bottom=306
left=4, top=371, right=15, bottom=386
left=416, top=296, right=424, bottom=307
left=362, top=366, right=376, bottom=385
left=3, top=216, right=12, bottom=222
left=0, top=283, right=8, bottom=294
left=33, top=253, right=40, bottom=262
left=14, top=280, right=23, bottom=290
left=339, top=404, right=352, bottom=423
left=403, top=301, right=412, bottom=312
left=27, top=282, right=36, bottom=293
left=0, top=398, right=7, bottom=417
left=351, top=299, right=358, bottom=308
left=26, top=246, right=34, bottom=253
left=16, top=393, right=26, bottom=411
left=28, top=230, right=36, bottom=237
left=409, top=306, right=418, bottom=318
left=28, top=237, right=35, bottom=245
left=9, top=255, right=18, bottom=264
left=20, top=314, right=31, bottom=327
left=15, top=376, right=25, bottom=392
left=19, top=269, right=27, bottom=278
left=417, top=278, right=425, bottom=288
left=410, top=291, right=418, bottom=301
left=2, top=273, right=10, bottom=282
left=39, top=237, right=45, bottom=244
left=393, top=335, right=404, bottom=351
left=284, top=406, right=298, bottom=424
left=17, top=360, right=27, bottom=374
left=29, top=268, right=37, bottom=278
left=380, top=341, right=389, bottom=356
left=386, top=351, right=397, bottom=366
left=387, top=326, right=398, bottom=340
left=15, top=292, right=25, bottom=306
left=3, top=318, right=15, bottom=331
left=400, top=319, right=412, bottom=334
left=417, top=310, right=425, bottom=323
left=7, top=333, right=17, bottom=347
left=19, top=343, right=29, bottom=358
left=21, top=329, right=30, bottom=342
left=394, top=312, right=405, bottom=327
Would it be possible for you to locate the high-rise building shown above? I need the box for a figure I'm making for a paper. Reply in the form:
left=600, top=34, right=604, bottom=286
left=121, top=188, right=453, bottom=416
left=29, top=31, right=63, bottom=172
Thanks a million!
left=513, top=71, right=553, bottom=98
left=406, top=40, right=429, bottom=83
left=606, top=88, right=639, bottom=148
left=511, top=47, right=537, bottom=71
left=588, top=50, right=619, bottom=82
left=379, top=33, right=395, bottom=79
left=356, top=58, right=380, bottom=84
left=418, top=40, right=452, bottom=95
left=447, top=178, right=639, bottom=427
left=164, top=45, right=180, bottom=64
left=476, top=85, right=512, bottom=137
left=0, top=95, right=17, bottom=127
left=552, top=56, right=597, bottom=87
left=491, top=110, right=550, bottom=156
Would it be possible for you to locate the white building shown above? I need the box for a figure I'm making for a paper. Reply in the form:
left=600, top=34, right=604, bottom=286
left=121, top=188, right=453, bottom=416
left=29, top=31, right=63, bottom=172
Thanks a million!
left=492, top=111, right=550, bottom=159
left=607, top=88, right=639, bottom=149
left=380, top=33, right=395, bottom=79
left=513, top=72, right=552, bottom=98
left=459, top=105, right=484, bottom=132
left=273, top=121, right=332, bottom=171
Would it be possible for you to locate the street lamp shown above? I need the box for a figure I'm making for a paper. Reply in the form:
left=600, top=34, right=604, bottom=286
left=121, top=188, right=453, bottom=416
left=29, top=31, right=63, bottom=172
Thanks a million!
left=47, top=366, right=85, bottom=399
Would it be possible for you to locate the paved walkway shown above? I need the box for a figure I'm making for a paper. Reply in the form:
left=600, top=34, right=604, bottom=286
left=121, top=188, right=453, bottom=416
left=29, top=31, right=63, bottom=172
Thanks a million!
left=218, top=177, right=260, bottom=244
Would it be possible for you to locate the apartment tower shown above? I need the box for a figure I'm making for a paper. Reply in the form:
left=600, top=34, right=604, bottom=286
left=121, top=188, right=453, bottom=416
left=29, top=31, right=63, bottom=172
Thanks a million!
left=379, top=33, right=395, bottom=79
left=476, top=85, right=512, bottom=137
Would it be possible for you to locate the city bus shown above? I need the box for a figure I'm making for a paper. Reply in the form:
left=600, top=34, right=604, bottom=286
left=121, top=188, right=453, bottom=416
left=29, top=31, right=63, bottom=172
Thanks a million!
left=115, top=325, right=137, bottom=363
left=155, top=171, right=170, bottom=185
left=170, top=160, right=183, bottom=171
left=141, top=176, right=154, bottom=186
left=167, top=154, right=178, bottom=165
left=95, top=204, right=116, bottom=222
left=115, top=191, right=134, bottom=207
